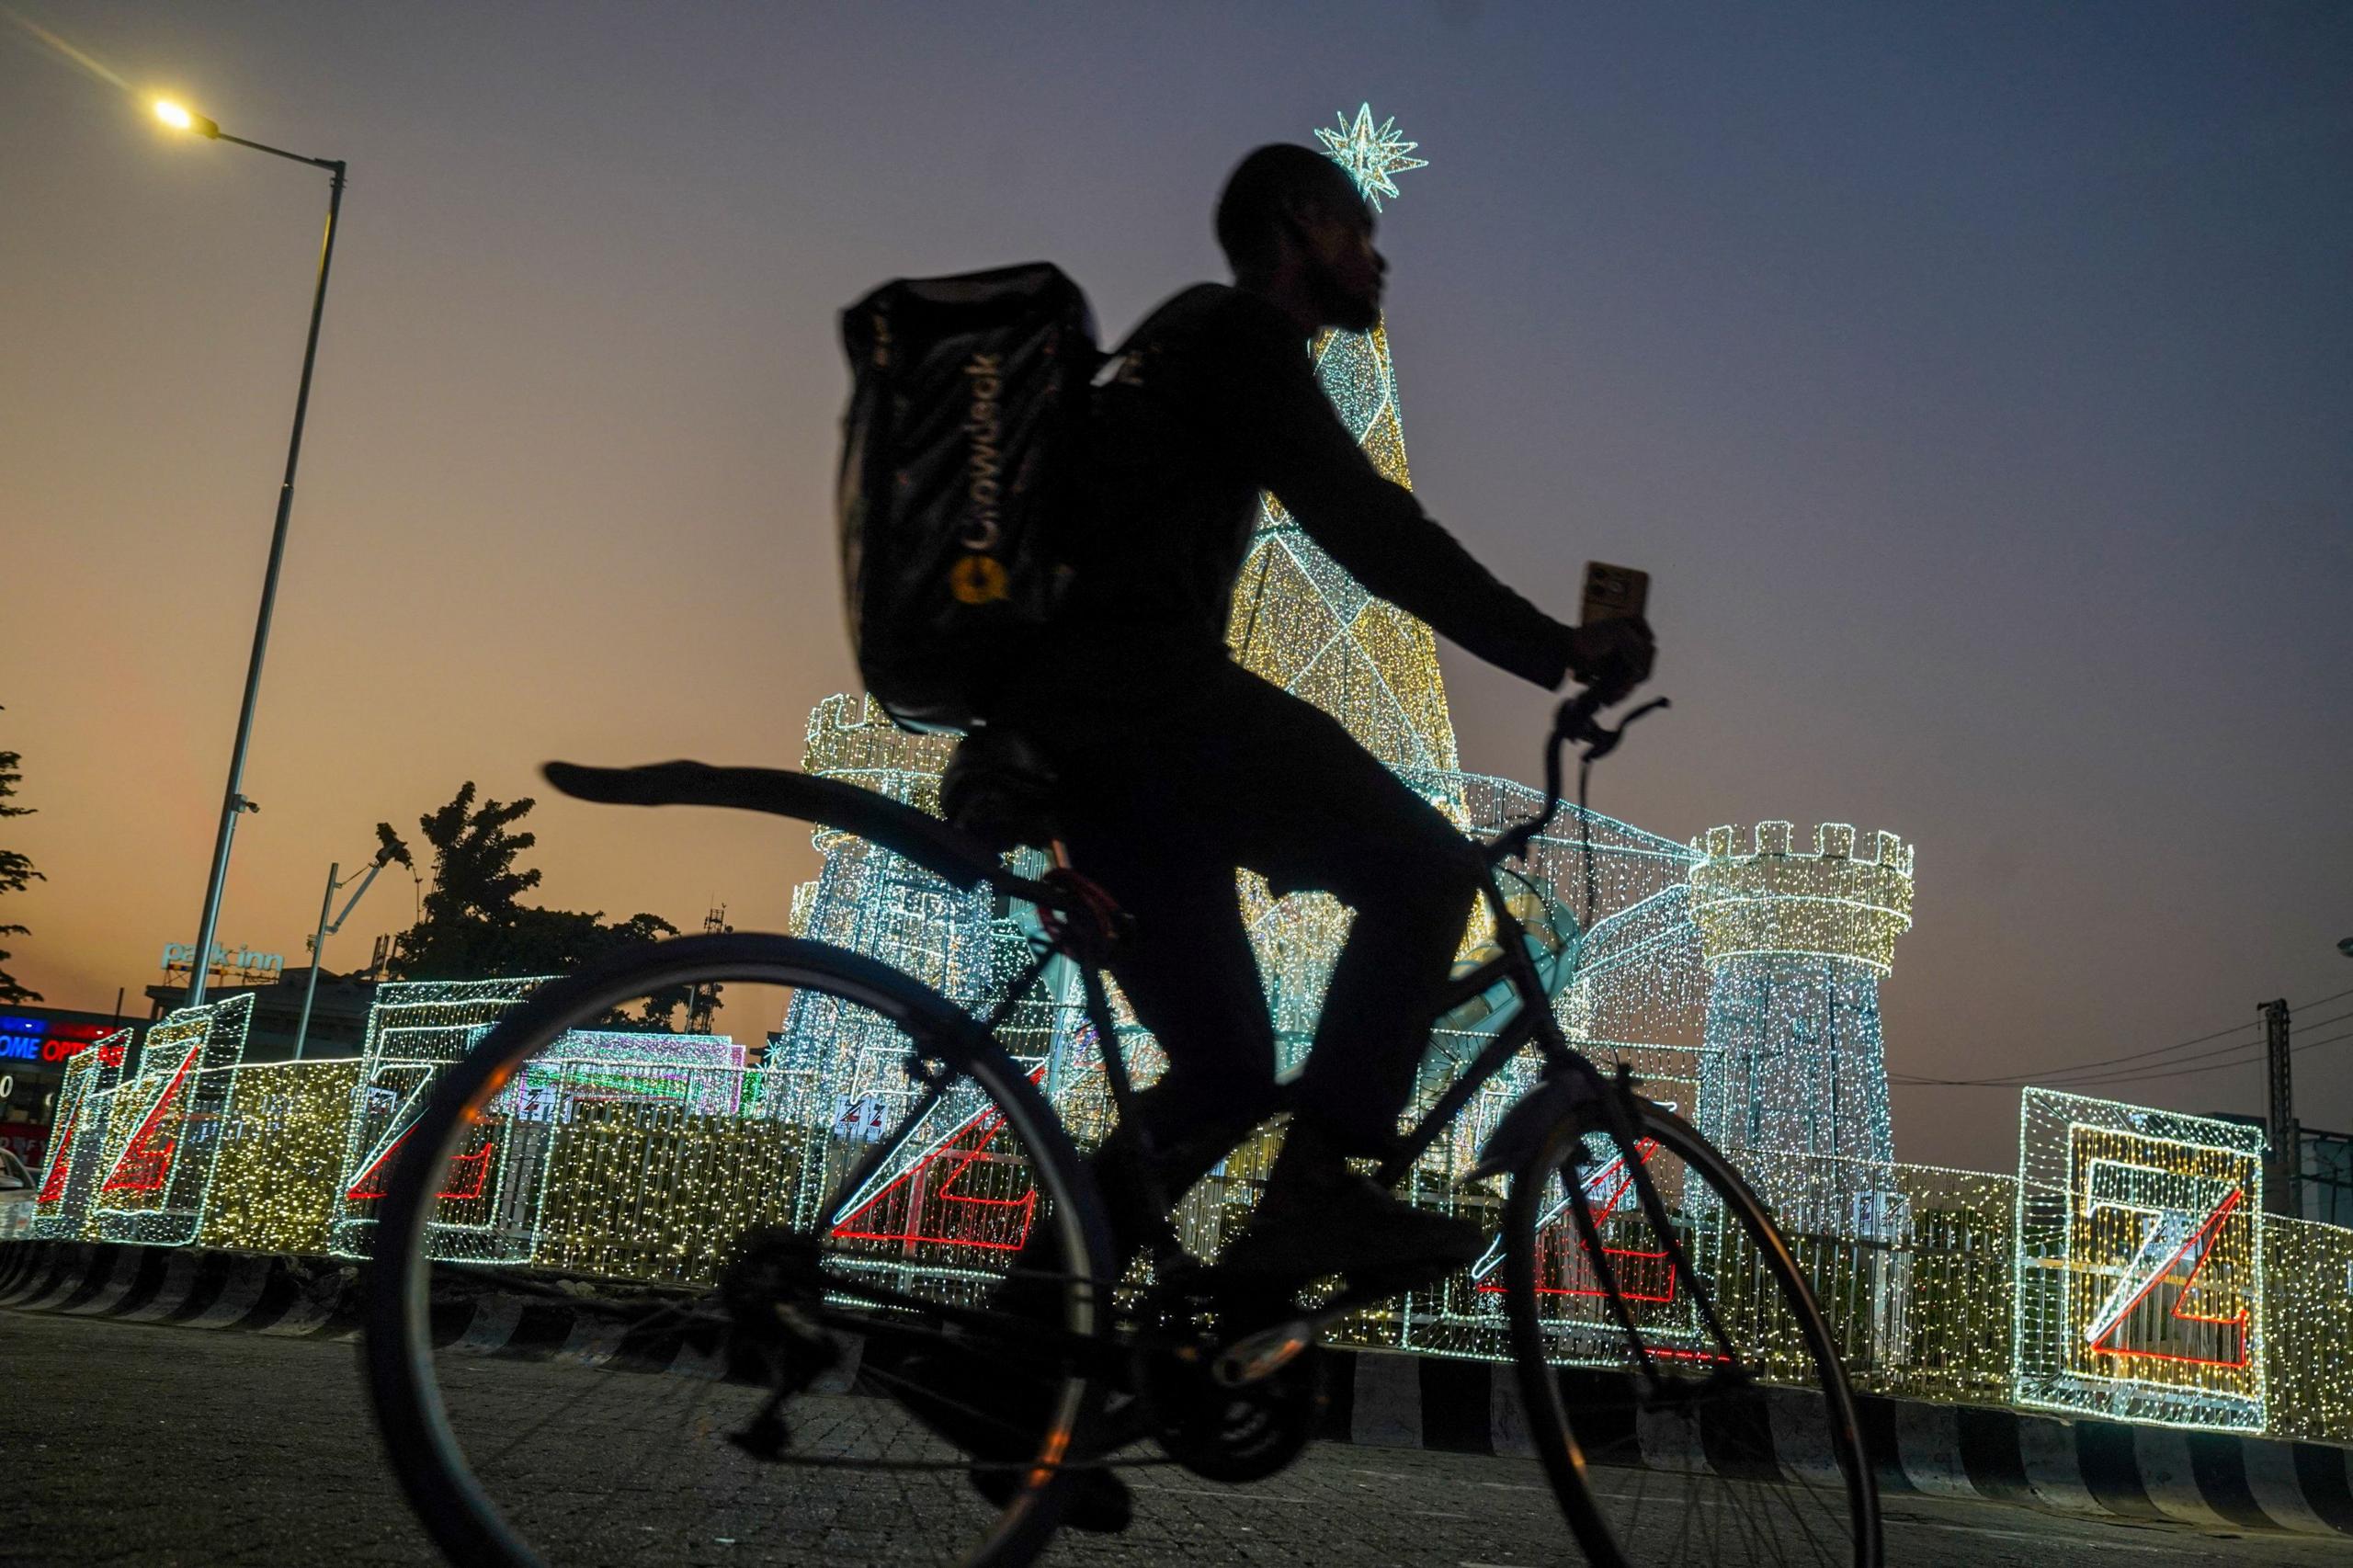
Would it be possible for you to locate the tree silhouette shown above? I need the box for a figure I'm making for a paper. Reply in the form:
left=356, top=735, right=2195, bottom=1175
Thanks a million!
left=386, top=782, right=701, bottom=1025
left=0, top=707, right=42, bottom=1006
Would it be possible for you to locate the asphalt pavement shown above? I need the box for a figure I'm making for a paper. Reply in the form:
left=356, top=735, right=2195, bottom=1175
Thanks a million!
left=3, top=1307, right=2336, bottom=1567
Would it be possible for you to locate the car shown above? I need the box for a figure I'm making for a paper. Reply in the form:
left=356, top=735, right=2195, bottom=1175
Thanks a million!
left=0, top=1146, right=36, bottom=1239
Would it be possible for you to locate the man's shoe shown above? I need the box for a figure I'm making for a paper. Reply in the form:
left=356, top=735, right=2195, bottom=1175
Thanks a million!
left=970, top=1461, right=1134, bottom=1534
left=1217, top=1168, right=1483, bottom=1289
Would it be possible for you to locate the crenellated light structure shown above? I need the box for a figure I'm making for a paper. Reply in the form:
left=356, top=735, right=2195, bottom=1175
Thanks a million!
left=1688, top=823, right=1915, bottom=1236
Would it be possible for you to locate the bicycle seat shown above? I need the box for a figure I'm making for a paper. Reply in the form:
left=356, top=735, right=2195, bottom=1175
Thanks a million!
left=542, top=759, right=1014, bottom=893
left=939, top=728, right=1063, bottom=855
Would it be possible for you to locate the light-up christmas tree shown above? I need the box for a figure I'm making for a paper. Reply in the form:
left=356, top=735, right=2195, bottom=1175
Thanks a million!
left=1231, top=107, right=1452, bottom=775
left=763, top=108, right=1710, bottom=1275
left=1225, top=106, right=1473, bottom=1054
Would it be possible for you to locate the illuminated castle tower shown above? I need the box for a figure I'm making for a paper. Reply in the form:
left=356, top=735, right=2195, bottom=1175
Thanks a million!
left=1688, top=823, right=1915, bottom=1233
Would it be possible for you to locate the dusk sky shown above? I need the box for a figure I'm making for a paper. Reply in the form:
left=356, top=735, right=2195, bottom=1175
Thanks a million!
left=3, top=2, right=2347, bottom=1172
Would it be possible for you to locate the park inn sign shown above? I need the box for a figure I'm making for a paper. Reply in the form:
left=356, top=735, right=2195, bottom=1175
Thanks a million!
left=158, top=941, right=284, bottom=977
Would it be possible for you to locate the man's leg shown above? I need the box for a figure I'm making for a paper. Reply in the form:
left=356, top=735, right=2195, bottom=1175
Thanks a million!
left=1287, top=773, right=1487, bottom=1157
left=1047, top=803, right=1285, bottom=1268
left=1192, top=670, right=1490, bottom=1280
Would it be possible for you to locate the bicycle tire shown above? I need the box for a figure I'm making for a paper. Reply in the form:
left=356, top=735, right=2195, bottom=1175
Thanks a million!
left=1504, top=1095, right=1881, bottom=1568
left=361, top=931, right=1119, bottom=1568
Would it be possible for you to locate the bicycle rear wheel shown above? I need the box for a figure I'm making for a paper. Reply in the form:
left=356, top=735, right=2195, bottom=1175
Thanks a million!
left=1502, top=1095, right=1880, bottom=1568
left=361, top=932, right=1117, bottom=1568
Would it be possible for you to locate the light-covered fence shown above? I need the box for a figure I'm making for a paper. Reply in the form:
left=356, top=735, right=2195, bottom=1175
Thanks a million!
left=23, top=995, right=2353, bottom=1449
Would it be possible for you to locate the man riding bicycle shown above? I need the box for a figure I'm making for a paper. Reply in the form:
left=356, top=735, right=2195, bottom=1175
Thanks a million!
left=363, top=142, right=1894, bottom=1568
left=962, top=142, right=1655, bottom=1307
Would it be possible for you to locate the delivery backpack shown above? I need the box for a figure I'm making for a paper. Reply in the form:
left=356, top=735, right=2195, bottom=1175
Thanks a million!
left=837, top=262, right=1098, bottom=733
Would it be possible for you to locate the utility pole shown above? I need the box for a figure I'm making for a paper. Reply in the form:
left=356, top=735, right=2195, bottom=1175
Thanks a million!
left=291, top=847, right=399, bottom=1061
left=686, top=903, right=730, bottom=1034
left=2261, top=998, right=2299, bottom=1218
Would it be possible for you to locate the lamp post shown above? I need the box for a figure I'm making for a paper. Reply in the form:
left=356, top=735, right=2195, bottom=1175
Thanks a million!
left=155, top=101, right=347, bottom=1009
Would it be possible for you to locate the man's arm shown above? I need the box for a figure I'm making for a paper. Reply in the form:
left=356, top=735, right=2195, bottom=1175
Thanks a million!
left=1215, top=312, right=1580, bottom=689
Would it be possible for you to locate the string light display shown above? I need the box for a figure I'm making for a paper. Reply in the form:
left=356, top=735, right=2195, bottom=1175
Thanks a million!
left=766, top=693, right=1023, bottom=1135
left=86, top=996, right=254, bottom=1246
left=328, top=977, right=550, bottom=1261
left=2262, top=1213, right=2353, bottom=1444
left=197, top=1061, right=363, bottom=1256
left=2013, top=1088, right=2267, bottom=1431
left=1314, top=103, right=1428, bottom=212
left=533, top=1084, right=809, bottom=1285
left=19, top=967, right=2353, bottom=1442
left=30, top=1033, right=127, bottom=1238
left=497, top=1031, right=748, bottom=1119
left=18, top=105, right=2353, bottom=1449
left=1688, top=824, right=1912, bottom=1235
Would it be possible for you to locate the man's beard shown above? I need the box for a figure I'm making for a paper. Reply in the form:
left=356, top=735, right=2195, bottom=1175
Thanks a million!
left=1310, top=269, right=1381, bottom=334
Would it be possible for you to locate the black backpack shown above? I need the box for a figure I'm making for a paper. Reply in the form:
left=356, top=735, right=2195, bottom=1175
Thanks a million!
left=836, top=262, right=1098, bottom=733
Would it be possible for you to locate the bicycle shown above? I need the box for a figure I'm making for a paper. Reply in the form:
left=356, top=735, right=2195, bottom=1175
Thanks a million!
left=362, top=687, right=1881, bottom=1568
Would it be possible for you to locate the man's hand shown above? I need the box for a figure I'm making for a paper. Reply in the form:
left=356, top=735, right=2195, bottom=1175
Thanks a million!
left=1563, top=617, right=1656, bottom=705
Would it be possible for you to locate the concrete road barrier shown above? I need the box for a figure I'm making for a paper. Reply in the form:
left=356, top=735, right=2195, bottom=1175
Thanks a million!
left=8, top=1238, right=2348, bottom=1536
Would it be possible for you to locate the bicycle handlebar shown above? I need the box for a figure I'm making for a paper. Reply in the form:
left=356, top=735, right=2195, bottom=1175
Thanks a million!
left=1485, top=687, right=1671, bottom=865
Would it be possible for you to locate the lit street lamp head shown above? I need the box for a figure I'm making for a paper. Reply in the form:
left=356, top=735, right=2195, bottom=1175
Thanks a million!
left=154, top=99, right=221, bottom=139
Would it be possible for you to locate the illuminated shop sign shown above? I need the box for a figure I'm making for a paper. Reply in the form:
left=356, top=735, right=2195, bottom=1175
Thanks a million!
left=0, top=1016, right=119, bottom=1063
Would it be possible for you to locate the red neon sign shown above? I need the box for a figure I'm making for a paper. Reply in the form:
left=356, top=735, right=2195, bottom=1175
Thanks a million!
left=829, top=1099, right=1039, bottom=1254
left=99, top=1046, right=199, bottom=1193
left=2089, top=1188, right=2251, bottom=1369
left=36, top=1108, right=78, bottom=1205
left=344, top=1124, right=497, bottom=1203
left=1479, top=1139, right=1674, bottom=1302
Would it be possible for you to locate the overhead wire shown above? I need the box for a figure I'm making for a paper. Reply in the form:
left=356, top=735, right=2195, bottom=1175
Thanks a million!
left=1893, top=986, right=2353, bottom=1090
left=1899, top=1027, right=2353, bottom=1089
left=1961, top=1028, right=2353, bottom=1090
left=1896, top=1006, right=2353, bottom=1089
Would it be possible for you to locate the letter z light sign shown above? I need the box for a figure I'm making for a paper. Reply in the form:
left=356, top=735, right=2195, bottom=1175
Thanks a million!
left=2013, top=1089, right=2265, bottom=1431
left=2080, top=1163, right=2248, bottom=1369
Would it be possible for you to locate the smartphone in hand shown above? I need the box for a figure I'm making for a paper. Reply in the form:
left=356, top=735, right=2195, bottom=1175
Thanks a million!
left=1580, top=562, right=1649, bottom=625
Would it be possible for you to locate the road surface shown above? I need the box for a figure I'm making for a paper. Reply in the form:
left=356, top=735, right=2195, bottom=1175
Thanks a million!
left=3, top=1308, right=2336, bottom=1566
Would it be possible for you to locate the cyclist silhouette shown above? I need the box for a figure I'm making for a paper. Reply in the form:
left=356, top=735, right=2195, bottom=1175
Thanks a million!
left=926, top=142, right=1653, bottom=1527
left=961, top=142, right=1651, bottom=1282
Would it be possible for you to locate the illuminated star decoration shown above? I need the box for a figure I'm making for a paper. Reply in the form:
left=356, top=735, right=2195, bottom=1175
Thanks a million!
left=1314, top=102, right=1427, bottom=212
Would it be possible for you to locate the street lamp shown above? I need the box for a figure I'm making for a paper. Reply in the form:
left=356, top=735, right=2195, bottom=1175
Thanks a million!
left=154, top=101, right=348, bottom=1008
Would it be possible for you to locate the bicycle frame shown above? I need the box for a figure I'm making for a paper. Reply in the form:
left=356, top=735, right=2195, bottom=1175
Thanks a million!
left=812, top=688, right=1734, bottom=1384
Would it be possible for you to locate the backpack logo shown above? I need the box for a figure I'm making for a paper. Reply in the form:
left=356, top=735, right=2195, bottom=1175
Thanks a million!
left=961, top=353, right=1005, bottom=551
left=949, top=554, right=1009, bottom=605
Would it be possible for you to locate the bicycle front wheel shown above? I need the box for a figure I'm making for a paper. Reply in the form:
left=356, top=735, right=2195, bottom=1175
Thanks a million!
left=1503, top=1095, right=1880, bottom=1568
left=361, top=932, right=1118, bottom=1568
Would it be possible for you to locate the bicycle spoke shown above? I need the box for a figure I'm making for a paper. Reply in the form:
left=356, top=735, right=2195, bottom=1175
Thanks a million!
left=1506, top=1099, right=1875, bottom=1568
left=364, top=937, right=1118, bottom=1568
